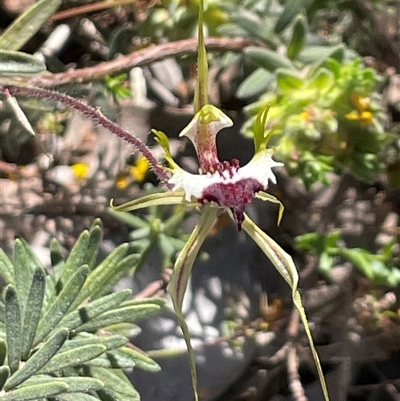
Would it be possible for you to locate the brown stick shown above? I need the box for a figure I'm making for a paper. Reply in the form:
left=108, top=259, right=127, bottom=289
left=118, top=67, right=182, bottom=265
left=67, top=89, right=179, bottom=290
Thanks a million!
left=27, top=37, right=251, bottom=87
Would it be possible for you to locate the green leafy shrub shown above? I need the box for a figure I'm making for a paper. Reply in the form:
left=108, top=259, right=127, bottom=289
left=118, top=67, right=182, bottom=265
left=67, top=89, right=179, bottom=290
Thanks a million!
left=0, top=219, right=163, bottom=401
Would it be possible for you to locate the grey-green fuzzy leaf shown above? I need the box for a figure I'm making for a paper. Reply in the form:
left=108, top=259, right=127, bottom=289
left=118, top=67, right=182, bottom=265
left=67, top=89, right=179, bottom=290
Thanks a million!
left=58, top=231, right=90, bottom=291
left=35, top=265, right=89, bottom=344
left=59, top=334, right=127, bottom=353
left=0, top=50, right=46, bottom=76
left=0, top=338, right=7, bottom=366
left=5, top=328, right=68, bottom=390
left=38, top=344, right=107, bottom=374
left=90, top=366, right=140, bottom=400
left=13, top=239, right=31, bottom=318
left=112, top=347, right=160, bottom=372
left=0, top=248, right=14, bottom=285
left=20, top=376, right=103, bottom=393
left=50, top=238, right=64, bottom=270
left=5, top=285, right=21, bottom=374
left=72, top=244, right=129, bottom=307
left=21, top=266, right=46, bottom=359
left=274, top=0, right=306, bottom=34
left=244, top=47, right=293, bottom=71
left=0, top=365, right=10, bottom=390
left=58, top=289, right=131, bottom=331
left=83, top=222, right=103, bottom=270
left=75, top=304, right=160, bottom=333
left=3, top=381, right=69, bottom=400
left=0, top=0, right=62, bottom=51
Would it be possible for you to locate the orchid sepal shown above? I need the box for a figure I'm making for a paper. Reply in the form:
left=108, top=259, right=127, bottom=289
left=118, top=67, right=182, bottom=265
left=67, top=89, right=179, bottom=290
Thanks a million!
left=241, top=214, right=330, bottom=401
left=167, top=205, right=219, bottom=401
left=110, top=191, right=197, bottom=212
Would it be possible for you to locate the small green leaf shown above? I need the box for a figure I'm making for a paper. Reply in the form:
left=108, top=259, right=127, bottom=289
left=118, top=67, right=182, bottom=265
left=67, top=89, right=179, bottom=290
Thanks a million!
left=274, top=0, right=307, bottom=34
left=21, top=376, right=103, bottom=393
left=38, top=344, right=107, bottom=374
left=236, top=68, right=273, bottom=99
left=0, top=248, right=14, bottom=285
left=244, top=47, right=293, bottom=72
left=50, top=393, right=101, bottom=401
left=0, top=365, right=10, bottom=390
left=276, top=69, right=304, bottom=93
left=35, top=265, right=89, bottom=344
left=75, top=304, right=161, bottom=333
left=307, top=67, right=334, bottom=90
left=287, top=14, right=308, bottom=59
left=58, top=231, right=90, bottom=291
left=71, top=244, right=129, bottom=307
left=5, top=328, right=68, bottom=390
left=21, top=266, right=46, bottom=359
left=5, top=285, right=22, bottom=374
left=0, top=50, right=46, bottom=76
left=0, top=0, right=62, bottom=51
left=58, top=289, right=131, bottom=331
left=4, top=381, right=69, bottom=400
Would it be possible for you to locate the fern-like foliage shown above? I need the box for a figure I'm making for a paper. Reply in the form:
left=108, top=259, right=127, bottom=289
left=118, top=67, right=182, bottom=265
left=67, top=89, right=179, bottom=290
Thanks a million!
left=0, top=219, right=164, bottom=401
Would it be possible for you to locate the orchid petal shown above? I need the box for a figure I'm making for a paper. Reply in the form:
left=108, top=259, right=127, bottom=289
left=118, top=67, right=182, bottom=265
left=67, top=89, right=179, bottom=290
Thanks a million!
left=110, top=191, right=196, bottom=212
left=167, top=205, right=218, bottom=401
left=152, top=129, right=179, bottom=170
left=255, top=191, right=284, bottom=225
left=253, top=104, right=272, bottom=153
left=241, top=214, right=330, bottom=401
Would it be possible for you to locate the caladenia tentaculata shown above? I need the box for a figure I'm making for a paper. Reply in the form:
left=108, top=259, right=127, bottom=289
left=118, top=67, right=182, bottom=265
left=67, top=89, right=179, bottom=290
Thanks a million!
left=1, top=1, right=330, bottom=400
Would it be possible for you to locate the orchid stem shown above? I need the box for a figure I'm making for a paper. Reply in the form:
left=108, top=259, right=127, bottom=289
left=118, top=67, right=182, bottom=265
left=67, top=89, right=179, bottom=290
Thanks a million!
left=1, top=84, right=171, bottom=186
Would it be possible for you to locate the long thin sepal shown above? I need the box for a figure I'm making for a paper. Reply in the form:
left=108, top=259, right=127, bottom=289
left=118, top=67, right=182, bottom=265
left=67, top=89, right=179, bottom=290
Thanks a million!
left=167, top=205, right=218, bottom=401
left=241, top=214, right=330, bottom=401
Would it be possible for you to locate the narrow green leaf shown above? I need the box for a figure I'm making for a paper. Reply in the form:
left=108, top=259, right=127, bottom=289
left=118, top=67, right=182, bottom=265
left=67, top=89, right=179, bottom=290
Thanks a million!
left=58, top=289, right=131, bottom=331
left=244, top=47, right=293, bottom=72
left=75, top=304, right=161, bottom=333
left=71, top=245, right=129, bottom=307
left=121, top=297, right=166, bottom=309
left=21, top=266, right=46, bottom=359
left=241, top=214, right=330, bottom=401
left=4, top=381, right=69, bottom=400
left=0, top=365, right=10, bottom=390
left=287, top=14, right=308, bottom=60
left=90, top=366, right=140, bottom=400
left=83, top=223, right=103, bottom=270
left=5, top=285, right=21, bottom=374
left=236, top=68, right=273, bottom=99
left=274, top=0, right=306, bottom=34
left=0, top=0, right=62, bottom=51
left=35, top=265, right=89, bottom=344
left=38, top=344, right=107, bottom=374
left=58, top=231, right=90, bottom=291
left=0, top=339, right=7, bottom=366
left=5, top=328, right=68, bottom=390
left=0, top=50, right=46, bottom=76
left=0, top=248, right=14, bottom=285
left=13, top=239, right=31, bottom=318
left=167, top=205, right=218, bottom=401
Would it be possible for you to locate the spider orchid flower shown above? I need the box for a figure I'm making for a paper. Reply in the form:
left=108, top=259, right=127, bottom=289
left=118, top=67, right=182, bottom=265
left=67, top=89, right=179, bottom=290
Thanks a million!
left=1, top=1, right=329, bottom=399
